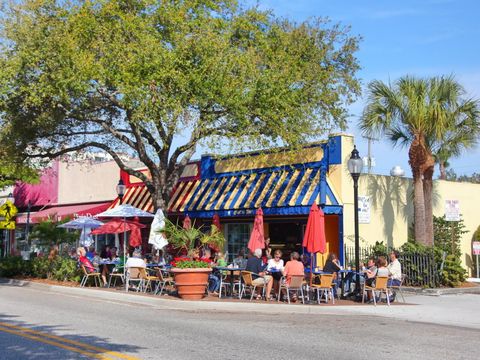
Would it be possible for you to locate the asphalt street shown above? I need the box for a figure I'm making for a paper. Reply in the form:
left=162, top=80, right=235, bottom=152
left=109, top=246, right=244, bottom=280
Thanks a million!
left=0, top=283, right=478, bottom=360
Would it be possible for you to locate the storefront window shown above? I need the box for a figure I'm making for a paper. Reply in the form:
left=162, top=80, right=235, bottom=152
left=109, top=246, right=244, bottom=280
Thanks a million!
left=226, top=223, right=251, bottom=262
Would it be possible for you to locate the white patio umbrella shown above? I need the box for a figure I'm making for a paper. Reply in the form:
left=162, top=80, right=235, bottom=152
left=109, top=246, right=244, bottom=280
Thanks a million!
left=58, top=216, right=104, bottom=247
left=148, top=209, right=168, bottom=251
left=95, top=204, right=154, bottom=291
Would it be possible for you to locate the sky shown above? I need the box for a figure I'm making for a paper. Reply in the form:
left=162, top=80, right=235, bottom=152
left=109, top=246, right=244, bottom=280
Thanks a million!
left=245, top=0, right=480, bottom=177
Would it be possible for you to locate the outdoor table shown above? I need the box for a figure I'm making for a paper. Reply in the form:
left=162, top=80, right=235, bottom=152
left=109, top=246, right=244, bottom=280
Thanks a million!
left=213, top=266, right=244, bottom=298
left=98, top=260, right=120, bottom=266
left=266, top=268, right=283, bottom=281
left=146, top=263, right=167, bottom=268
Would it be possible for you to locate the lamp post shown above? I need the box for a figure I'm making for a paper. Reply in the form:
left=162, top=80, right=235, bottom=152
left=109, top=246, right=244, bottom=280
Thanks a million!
left=347, top=145, right=363, bottom=294
left=116, top=179, right=126, bottom=204
left=115, top=178, right=127, bottom=290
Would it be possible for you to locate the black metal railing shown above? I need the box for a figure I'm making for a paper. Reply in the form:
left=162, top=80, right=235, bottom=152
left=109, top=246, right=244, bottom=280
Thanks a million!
left=344, top=245, right=440, bottom=288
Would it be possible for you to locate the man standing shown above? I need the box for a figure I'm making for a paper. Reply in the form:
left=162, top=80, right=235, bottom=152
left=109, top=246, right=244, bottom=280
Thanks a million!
left=246, top=248, right=273, bottom=300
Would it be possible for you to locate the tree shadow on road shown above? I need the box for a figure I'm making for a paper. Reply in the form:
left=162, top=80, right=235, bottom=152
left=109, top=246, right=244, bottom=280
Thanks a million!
left=0, top=312, right=144, bottom=359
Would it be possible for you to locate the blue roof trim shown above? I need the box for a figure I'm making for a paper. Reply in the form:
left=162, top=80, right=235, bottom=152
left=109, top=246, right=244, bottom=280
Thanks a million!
left=295, top=168, right=319, bottom=207
left=260, top=171, right=282, bottom=208
left=182, top=205, right=343, bottom=219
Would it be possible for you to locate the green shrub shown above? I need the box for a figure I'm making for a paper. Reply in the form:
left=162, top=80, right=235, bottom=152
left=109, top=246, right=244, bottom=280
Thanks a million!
left=51, top=257, right=81, bottom=282
left=0, top=256, right=31, bottom=277
left=441, top=254, right=467, bottom=287
left=30, top=256, right=51, bottom=279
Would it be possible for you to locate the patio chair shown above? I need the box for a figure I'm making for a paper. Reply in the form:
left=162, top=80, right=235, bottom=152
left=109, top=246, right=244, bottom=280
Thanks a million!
left=80, top=265, right=102, bottom=287
left=362, top=275, right=391, bottom=306
left=310, top=273, right=335, bottom=304
left=239, top=271, right=266, bottom=300
left=278, top=275, right=306, bottom=304
left=107, top=266, right=125, bottom=288
left=388, top=274, right=407, bottom=302
left=139, top=267, right=161, bottom=293
left=126, top=267, right=145, bottom=292
left=154, top=268, right=175, bottom=296
left=219, top=270, right=241, bottom=298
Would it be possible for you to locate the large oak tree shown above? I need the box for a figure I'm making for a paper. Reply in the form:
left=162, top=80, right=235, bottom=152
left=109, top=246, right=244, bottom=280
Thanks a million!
left=0, top=0, right=360, bottom=210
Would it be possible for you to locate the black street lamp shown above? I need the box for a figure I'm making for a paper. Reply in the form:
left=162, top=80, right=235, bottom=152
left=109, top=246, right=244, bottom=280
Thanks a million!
left=347, top=145, right=363, bottom=294
left=116, top=179, right=126, bottom=204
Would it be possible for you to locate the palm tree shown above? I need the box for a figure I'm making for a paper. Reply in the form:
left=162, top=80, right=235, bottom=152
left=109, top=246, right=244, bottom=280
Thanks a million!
left=360, top=76, right=479, bottom=246
left=424, top=94, right=480, bottom=242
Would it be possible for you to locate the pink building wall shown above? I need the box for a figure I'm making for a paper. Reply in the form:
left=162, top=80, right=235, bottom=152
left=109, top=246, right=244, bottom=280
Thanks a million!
left=13, top=161, right=59, bottom=208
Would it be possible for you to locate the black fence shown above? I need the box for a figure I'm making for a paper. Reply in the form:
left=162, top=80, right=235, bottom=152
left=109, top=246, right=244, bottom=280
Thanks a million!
left=344, top=245, right=440, bottom=288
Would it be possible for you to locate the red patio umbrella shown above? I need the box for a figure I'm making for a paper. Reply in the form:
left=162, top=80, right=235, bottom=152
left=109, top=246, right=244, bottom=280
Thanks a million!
left=247, top=208, right=265, bottom=254
left=302, top=203, right=326, bottom=282
left=91, top=219, right=146, bottom=247
left=183, top=215, right=192, bottom=230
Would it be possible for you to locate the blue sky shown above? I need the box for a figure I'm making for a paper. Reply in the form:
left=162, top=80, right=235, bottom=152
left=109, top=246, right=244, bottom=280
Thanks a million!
left=245, top=0, right=480, bottom=177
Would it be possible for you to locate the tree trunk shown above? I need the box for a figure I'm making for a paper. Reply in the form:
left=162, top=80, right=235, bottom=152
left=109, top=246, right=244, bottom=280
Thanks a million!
left=423, top=165, right=435, bottom=246
left=409, top=137, right=427, bottom=245
left=439, top=161, right=447, bottom=180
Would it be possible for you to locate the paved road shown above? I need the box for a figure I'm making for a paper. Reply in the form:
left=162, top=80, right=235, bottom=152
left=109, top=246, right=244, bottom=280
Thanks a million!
left=0, top=284, right=478, bottom=360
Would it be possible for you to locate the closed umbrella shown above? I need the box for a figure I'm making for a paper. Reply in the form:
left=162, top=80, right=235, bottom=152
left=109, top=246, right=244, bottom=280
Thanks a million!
left=183, top=215, right=192, bottom=230
left=210, top=214, right=221, bottom=252
left=302, top=203, right=326, bottom=283
left=148, top=209, right=168, bottom=251
left=247, top=208, right=265, bottom=254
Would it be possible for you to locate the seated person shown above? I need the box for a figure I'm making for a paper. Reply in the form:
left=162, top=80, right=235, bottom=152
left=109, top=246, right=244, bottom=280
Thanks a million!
left=101, top=247, right=119, bottom=287
left=387, top=250, right=402, bottom=287
left=77, top=247, right=97, bottom=273
left=322, top=253, right=342, bottom=296
left=363, top=257, right=378, bottom=287
left=281, top=251, right=304, bottom=301
left=267, top=250, right=284, bottom=296
left=200, top=249, right=219, bottom=294
left=209, top=252, right=228, bottom=294
left=100, top=245, right=112, bottom=259
left=86, top=246, right=95, bottom=261
left=126, top=250, right=147, bottom=268
left=245, top=248, right=273, bottom=300
left=233, top=249, right=247, bottom=268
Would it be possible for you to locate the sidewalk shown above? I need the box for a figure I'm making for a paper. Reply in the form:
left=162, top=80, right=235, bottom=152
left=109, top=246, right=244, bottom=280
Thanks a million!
left=2, top=277, right=480, bottom=330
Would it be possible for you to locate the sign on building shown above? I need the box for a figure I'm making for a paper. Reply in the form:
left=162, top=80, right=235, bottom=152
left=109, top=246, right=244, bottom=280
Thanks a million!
left=445, top=199, right=460, bottom=222
left=473, top=242, right=480, bottom=256
left=358, top=195, right=370, bottom=224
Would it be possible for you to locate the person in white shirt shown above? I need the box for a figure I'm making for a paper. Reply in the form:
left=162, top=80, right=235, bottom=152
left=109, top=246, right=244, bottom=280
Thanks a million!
left=126, top=250, right=146, bottom=268
left=387, top=250, right=402, bottom=286
left=267, top=250, right=284, bottom=298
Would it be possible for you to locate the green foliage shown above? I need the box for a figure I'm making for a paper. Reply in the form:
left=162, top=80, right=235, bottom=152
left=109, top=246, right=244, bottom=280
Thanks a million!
left=0, top=0, right=360, bottom=209
left=164, top=219, right=225, bottom=260
left=31, top=218, right=78, bottom=247
left=433, top=215, right=467, bottom=257
left=50, top=257, right=82, bottom=282
left=441, top=255, right=467, bottom=287
left=172, top=259, right=211, bottom=269
left=0, top=255, right=81, bottom=282
left=0, top=256, right=32, bottom=277
left=370, top=241, right=389, bottom=258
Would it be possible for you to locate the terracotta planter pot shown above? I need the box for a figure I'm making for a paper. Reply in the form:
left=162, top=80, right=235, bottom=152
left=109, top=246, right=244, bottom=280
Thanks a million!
left=171, top=268, right=212, bottom=300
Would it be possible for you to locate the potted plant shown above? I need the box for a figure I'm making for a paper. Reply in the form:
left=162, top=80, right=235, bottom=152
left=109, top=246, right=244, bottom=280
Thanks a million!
left=164, top=220, right=225, bottom=300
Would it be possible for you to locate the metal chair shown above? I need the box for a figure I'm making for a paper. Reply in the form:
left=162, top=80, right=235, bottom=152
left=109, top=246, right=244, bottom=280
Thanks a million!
left=278, top=275, right=305, bottom=304
left=239, top=271, right=266, bottom=300
left=126, top=267, right=145, bottom=292
left=388, top=273, right=407, bottom=302
left=219, top=270, right=241, bottom=298
left=311, top=273, right=335, bottom=304
left=107, top=266, right=125, bottom=288
left=362, top=275, right=391, bottom=306
left=154, top=268, right=175, bottom=295
left=80, top=265, right=102, bottom=287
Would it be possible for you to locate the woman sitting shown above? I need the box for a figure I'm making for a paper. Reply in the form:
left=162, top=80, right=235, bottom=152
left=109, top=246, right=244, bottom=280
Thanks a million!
left=280, top=252, right=304, bottom=301
left=77, top=247, right=97, bottom=274
left=267, top=250, right=284, bottom=298
left=322, top=253, right=342, bottom=297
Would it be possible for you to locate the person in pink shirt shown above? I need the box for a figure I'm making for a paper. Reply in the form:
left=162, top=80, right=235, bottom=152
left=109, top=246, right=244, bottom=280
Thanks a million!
left=280, top=252, right=304, bottom=302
